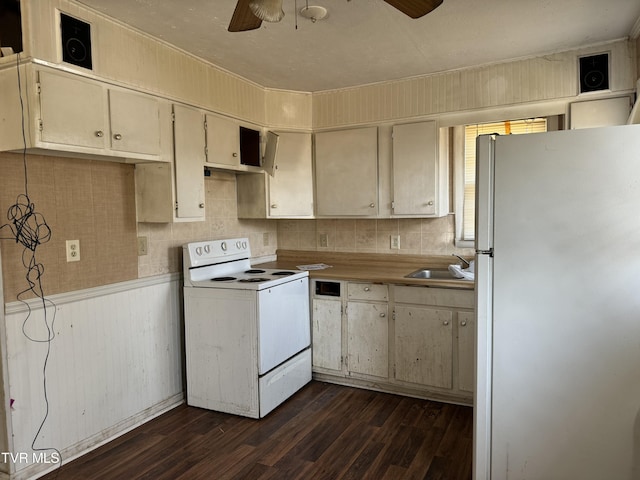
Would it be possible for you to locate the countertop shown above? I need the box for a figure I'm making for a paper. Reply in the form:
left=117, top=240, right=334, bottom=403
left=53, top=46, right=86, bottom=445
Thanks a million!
left=258, top=250, right=475, bottom=290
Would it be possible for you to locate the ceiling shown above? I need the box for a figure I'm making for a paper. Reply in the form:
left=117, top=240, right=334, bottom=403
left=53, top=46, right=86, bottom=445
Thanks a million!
left=75, top=0, right=640, bottom=92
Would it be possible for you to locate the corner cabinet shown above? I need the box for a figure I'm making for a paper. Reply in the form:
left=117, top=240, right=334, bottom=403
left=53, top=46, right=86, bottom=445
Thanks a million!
left=0, top=64, right=166, bottom=162
left=135, top=104, right=205, bottom=222
left=236, top=132, right=314, bottom=218
left=393, top=286, right=474, bottom=401
left=391, top=121, right=448, bottom=217
left=314, top=127, right=378, bottom=216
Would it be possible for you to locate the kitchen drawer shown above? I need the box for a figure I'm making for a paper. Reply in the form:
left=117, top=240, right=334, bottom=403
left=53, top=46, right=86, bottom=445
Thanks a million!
left=394, top=285, right=473, bottom=308
left=347, top=282, right=388, bottom=302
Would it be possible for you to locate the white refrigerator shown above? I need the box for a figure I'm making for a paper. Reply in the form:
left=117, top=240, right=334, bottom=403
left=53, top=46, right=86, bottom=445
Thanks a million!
left=474, top=124, right=640, bottom=480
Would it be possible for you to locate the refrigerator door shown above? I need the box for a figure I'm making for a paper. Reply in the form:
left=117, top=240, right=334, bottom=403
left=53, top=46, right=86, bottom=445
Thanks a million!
left=473, top=134, right=496, bottom=480
left=489, top=124, right=640, bottom=480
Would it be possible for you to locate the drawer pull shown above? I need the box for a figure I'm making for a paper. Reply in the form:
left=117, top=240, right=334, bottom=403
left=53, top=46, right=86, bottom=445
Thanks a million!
left=460, top=320, right=467, bottom=327
left=443, top=320, right=450, bottom=326
left=380, top=313, right=386, bottom=318
left=364, top=287, right=370, bottom=292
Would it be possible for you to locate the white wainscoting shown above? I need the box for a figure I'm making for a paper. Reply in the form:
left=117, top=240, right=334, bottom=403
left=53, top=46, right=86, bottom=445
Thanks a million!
left=2, top=273, right=184, bottom=479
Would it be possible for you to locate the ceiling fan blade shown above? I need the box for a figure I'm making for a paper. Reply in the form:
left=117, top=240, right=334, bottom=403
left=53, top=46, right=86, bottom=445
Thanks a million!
left=228, top=0, right=263, bottom=32
left=383, top=0, right=444, bottom=19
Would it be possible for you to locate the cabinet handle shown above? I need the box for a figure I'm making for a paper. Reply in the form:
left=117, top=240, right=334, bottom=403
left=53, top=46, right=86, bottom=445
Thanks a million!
left=271, top=204, right=277, bottom=209
left=113, top=133, right=122, bottom=140
left=443, top=320, right=450, bottom=326
left=380, top=313, right=386, bottom=318
left=427, top=200, right=434, bottom=206
left=369, top=203, right=375, bottom=208
left=232, top=152, right=238, bottom=157
left=364, top=287, right=371, bottom=291
left=95, top=130, right=104, bottom=138
left=199, top=203, right=205, bottom=209
left=460, top=320, right=467, bottom=327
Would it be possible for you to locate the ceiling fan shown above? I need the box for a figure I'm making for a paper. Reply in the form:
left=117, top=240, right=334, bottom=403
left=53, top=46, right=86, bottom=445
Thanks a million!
left=228, top=0, right=443, bottom=32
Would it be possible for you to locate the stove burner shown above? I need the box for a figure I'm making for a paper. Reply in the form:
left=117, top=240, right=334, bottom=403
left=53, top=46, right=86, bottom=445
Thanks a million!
left=272, top=271, right=296, bottom=276
left=211, top=276, right=237, bottom=282
left=238, top=277, right=270, bottom=283
left=245, top=269, right=266, bottom=274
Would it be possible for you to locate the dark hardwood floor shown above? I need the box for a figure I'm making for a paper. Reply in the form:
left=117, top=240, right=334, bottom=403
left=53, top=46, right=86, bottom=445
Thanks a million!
left=41, top=382, right=472, bottom=480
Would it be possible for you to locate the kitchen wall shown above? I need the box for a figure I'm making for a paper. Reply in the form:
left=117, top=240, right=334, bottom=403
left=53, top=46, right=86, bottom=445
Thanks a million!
left=0, top=151, right=138, bottom=302
left=0, top=153, right=277, bottom=302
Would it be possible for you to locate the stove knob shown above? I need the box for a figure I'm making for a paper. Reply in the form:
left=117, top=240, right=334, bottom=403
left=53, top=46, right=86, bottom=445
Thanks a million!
left=221, top=241, right=227, bottom=251
left=204, top=244, right=211, bottom=254
left=236, top=241, right=241, bottom=249
left=242, top=241, right=248, bottom=249
left=195, top=246, right=203, bottom=256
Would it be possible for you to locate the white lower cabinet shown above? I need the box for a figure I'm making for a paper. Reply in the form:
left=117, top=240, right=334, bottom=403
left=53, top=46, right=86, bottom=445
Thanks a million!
left=457, top=311, right=476, bottom=393
left=312, top=297, right=343, bottom=372
left=394, top=305, right=453, bottom=389
left=310, top=280, right=474, bottom=405
left=346, top=300, right=389, bottom=378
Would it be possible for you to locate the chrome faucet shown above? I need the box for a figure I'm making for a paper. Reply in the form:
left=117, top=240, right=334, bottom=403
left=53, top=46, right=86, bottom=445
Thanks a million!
left=452, top=254, right=470, bottom=268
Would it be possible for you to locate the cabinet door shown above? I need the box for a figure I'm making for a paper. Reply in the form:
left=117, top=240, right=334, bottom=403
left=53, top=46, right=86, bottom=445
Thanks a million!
left=392, top=121, right=437, bottom=215
left=205, top=113, right=240, bottom=167
left=269, top=132, right=313, bottom=217
left=312, top=298, right=342, bottom=372
left=173, top=104, right=205, bottom=219
left=395, top=305, right=452, bottom=388
left=347, top=301, right=388, bottom=378
left=109, top=89, right=161, bottom=155
left=457, top=311, right=475, bottom=393
left=315, top=127, right=378, bottom=216
left=38, top=70, right=106, bottom=149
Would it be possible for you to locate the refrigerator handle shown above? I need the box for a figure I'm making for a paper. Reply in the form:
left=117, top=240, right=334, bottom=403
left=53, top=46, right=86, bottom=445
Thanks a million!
left=475, top=135, right=495, bottom=252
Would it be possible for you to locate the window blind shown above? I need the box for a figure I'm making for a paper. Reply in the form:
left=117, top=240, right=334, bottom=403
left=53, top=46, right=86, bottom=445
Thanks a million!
left=463, top=119, right=547, bottom=240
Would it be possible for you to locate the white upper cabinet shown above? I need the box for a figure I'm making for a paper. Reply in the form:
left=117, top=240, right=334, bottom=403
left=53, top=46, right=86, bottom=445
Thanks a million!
left=135, top=103, right=205, bottom=223
left=315, top=127, right=378, bottom=217
left=173, top=104, right=206, bottom=219
left=108, top=89, right=161, bottom=156
left=29, top=67, right=164, bottom=162
left=237, top=131, right=313, bottom=218
left=391, top=120, right=448, bottom=217
left=205, top=113, right=240, bottom=168
left=38, top=70, right=107, bottom=150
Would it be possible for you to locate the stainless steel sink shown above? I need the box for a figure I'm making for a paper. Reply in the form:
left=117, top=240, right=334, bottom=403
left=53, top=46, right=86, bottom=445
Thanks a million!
left=405, top=268, right=456, bottom=279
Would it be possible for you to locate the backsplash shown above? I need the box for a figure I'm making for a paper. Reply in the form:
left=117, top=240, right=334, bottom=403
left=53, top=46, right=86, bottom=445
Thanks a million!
left=277, top=216, right=474, bottom=257
left=136, top=170, right=278, bottom=278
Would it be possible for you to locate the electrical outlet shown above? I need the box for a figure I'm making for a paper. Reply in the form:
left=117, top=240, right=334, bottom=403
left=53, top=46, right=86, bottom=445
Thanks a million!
left=137, top=236, right=148, bottom=256
left=390, top=235, right=400, bottom=249
left=66, top=239, right=80, bottom=262
left=319, top=233, right=329, bottom=248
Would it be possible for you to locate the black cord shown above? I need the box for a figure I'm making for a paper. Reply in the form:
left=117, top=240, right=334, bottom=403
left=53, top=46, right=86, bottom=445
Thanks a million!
left=0, top=53, right=62, bottom=473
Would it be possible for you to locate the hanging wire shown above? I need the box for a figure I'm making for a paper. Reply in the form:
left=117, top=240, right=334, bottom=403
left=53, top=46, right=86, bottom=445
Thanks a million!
left=0, top=52, right=61, bottom=470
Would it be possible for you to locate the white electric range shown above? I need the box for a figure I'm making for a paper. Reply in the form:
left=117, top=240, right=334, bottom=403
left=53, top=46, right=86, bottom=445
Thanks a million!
left=182, top=237, right=311, bottom=418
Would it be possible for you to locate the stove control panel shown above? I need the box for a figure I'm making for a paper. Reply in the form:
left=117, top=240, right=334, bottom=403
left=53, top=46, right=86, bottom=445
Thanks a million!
left=185, top=237, right=251, bottom=268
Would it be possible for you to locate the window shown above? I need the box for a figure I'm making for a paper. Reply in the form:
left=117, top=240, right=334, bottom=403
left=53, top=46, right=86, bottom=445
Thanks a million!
left=461, top=118, right=548, bottom=241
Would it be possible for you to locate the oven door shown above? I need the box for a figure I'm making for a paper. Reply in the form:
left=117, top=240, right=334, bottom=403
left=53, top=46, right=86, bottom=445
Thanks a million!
left=257, top=277, right=310, bottom=374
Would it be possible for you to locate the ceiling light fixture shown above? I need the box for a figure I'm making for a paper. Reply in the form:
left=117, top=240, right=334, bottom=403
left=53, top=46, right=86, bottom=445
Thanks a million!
left=299, top=5, right=328, bottom=22
left=249, top=0, right=285, bottom=23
